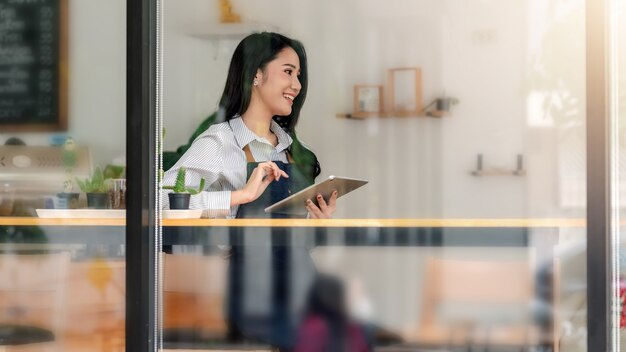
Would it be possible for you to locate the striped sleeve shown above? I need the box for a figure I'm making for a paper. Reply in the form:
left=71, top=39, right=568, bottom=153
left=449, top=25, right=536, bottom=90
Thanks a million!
left=161, top=131, right=231, bottom=215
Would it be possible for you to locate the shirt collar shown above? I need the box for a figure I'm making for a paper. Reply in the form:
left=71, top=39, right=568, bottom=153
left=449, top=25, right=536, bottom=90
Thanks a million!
left=230, top=116, right=293, bottom=152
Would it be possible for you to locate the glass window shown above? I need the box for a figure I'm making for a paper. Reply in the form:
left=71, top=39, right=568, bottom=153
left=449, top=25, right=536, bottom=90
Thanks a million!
left=614, top=0, right=626, bottom=348
left=0, top=0, right=127, bottom=351
left=159, top=1, right=587, bottom=351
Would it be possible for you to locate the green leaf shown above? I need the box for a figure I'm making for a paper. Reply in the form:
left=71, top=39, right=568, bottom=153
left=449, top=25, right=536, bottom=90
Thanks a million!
left=186, top=178, right=205, bottom=196
left=75, top=166, right=109, bottom=193
left=103, top=165, right=125, bottom=179
left=88, top=167, right=105, bottom=193
left=174, top=168, right=186, bottom=193
left=75, top=177, right=87, bottom=193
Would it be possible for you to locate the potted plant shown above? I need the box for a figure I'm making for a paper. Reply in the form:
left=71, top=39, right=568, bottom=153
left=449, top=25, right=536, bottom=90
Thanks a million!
left=103, top=164, right=125, bottom=179
left=163, top=167, right=205, bottom=210
left=76, top=167, right=109, bottom=209
left=57, top=137, right=79, bottom=209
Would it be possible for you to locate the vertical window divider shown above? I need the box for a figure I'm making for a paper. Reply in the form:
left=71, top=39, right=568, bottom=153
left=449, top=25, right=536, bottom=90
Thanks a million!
left=586, top=0, right=613, bottom=350
left=126, top=0, right=159, bottom=351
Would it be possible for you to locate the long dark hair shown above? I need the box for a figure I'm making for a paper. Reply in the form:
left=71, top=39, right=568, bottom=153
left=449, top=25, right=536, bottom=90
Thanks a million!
left=218, top=32, right=320, bottom=182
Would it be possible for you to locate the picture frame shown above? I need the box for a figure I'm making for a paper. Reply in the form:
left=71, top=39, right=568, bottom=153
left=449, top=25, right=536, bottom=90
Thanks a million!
left=353, top=85, right=384, bottom=118
left=387, top=67, right=423, bottom=117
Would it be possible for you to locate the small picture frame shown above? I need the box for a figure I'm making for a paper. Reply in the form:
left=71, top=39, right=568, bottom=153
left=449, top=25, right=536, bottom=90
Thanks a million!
left=387, top=67, right=423, bottom=117
left=353, top=85, right=384, bottom=118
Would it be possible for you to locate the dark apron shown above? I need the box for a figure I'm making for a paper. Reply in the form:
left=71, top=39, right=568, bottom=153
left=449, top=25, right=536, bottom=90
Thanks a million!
left=228, top=144, right=316, bottom=350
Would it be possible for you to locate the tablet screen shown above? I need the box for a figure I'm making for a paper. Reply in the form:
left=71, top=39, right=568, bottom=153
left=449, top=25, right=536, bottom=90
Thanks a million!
left=264, top=176, right=368, bottom=214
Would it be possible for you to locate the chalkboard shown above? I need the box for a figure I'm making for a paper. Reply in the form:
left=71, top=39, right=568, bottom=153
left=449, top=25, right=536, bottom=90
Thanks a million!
left=0, top=0, right=67, bottom=132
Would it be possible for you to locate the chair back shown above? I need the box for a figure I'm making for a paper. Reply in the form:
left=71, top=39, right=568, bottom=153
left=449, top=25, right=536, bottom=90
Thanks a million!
left=417, top=255, right=536, bottom=347
left=0, top=252, right=70, bottom=337
left=163, top=253, right=228, bottom=334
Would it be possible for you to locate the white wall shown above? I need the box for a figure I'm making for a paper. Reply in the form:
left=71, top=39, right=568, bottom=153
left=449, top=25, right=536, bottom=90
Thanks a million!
left=162, top=2, right=588, bottom=345
left=439, top=0, right=527, bottom=218
left=0, top=0, right=584, bottom=218
left=0, top=0, right=127, bottom=168
left=162, top=0, right=587, bottom=219
left=0, top=0, right=585, bottom=218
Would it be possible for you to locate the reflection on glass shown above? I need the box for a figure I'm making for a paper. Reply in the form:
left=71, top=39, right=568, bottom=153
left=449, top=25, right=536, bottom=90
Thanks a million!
left=0, top=0, right=127, bottom=351
left=616, top=0, right=626, bottom=348
left=161, top=0, right=588, bottom=351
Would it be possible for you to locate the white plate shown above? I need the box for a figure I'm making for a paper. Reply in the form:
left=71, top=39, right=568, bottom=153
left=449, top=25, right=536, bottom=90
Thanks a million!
left=163, top=209, right=203, bottom=219
left=36, top=209, right=125, bottom=219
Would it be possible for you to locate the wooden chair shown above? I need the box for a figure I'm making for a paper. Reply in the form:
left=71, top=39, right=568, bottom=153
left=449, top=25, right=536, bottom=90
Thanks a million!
left=0, top=252, right=70, bottom=352
left=162, top=253, right=228, bottom=349
left=63, top=258, right=126, bottom=352
left=408, top=256, right=542, bottom=351
left=162, top=253, right=275, bottom=351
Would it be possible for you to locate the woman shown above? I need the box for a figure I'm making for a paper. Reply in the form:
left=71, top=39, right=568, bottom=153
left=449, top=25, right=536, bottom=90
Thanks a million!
left=163, top=32, right=339, bottom=349
left=163, top=32, right=336, bottom=219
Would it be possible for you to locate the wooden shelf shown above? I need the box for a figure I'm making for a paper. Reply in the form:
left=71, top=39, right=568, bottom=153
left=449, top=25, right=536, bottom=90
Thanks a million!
left=0, top=217, right=124, bottom=226
left=335, top=113, right=431, bottom=119
left=470, top=169, right=526, bottom=176
left=0, top=217, right=586, bottom=228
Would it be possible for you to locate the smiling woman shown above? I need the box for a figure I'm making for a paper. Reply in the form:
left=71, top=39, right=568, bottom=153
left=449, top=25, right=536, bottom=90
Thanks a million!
left=160, top=32, right=348, bottom=350
left=162, top=32, right=327, bottom=216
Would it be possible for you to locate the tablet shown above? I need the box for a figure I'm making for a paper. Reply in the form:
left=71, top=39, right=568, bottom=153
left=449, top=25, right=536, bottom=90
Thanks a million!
left=264, top=176, right=368, bottom=214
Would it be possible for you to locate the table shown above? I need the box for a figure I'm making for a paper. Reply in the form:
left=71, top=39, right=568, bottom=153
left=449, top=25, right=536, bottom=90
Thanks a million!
left=0, top=218, right=584, bottom=247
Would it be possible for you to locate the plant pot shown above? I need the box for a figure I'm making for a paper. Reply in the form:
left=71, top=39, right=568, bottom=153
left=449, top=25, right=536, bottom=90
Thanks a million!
left=168, top=193, right=190, bottom=210
left=87, top=193, right=108, bottom=209
left=57, top=193, right=79, bottom=209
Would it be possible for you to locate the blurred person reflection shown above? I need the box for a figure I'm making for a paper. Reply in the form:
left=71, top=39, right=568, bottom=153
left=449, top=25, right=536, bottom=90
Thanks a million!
left=295, top=274, right=369, bottom=352
left=162, top=32, right=349, bottom=350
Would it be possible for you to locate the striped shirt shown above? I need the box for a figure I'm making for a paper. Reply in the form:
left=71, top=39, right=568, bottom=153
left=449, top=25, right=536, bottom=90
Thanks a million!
left=162, top=116, right=293, bottom=218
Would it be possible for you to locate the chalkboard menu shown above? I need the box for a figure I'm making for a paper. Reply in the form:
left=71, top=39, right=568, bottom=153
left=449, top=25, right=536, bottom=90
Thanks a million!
left=0, top=0, right=67, bottom=132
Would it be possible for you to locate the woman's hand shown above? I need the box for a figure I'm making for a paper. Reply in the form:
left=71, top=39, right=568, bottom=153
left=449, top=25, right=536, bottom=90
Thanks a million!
left=244, top=161, right=289, bottom=202
left=231, top=161, right=288, bottom=205
left=306, top=190, right=337, bottom=219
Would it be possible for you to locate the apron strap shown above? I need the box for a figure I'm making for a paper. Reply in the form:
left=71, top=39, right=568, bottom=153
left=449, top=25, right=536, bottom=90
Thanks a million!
left=242, top=144, right=295, bottom=164
left=243, top=144, right=255, bottom=163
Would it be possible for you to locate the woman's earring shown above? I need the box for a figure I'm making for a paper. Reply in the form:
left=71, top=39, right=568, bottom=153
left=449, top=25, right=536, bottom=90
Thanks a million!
left=253, top=79, right=258, bottom=86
